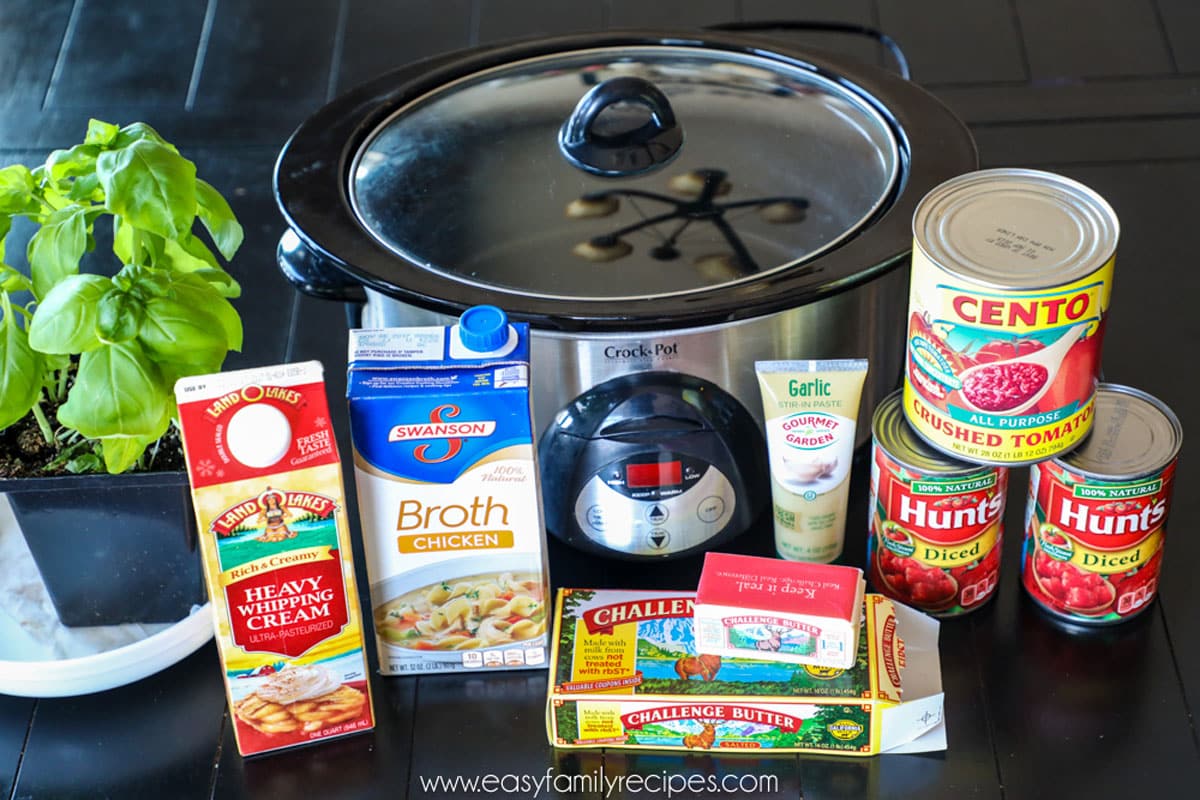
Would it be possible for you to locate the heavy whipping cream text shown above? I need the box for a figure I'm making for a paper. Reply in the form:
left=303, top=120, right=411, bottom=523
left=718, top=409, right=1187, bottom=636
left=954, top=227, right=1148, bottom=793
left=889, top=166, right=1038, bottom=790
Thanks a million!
left=236, top=577, right=336, bottom=630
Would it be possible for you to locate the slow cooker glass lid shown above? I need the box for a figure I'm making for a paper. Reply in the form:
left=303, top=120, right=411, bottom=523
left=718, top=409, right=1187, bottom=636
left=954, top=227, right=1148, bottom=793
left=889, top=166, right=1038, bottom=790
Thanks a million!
left=351, top=46, right=901, bottom=301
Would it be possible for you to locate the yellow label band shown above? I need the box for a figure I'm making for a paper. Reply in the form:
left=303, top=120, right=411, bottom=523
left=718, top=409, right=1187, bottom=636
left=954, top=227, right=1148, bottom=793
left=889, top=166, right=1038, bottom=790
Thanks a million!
left=396, top=529, right=514, bottom=553
left=911, top=523, right=999, bottom=567
left=219, top=546, right=335, bottom=587
left=1069, top=530, right=1162, bottom=575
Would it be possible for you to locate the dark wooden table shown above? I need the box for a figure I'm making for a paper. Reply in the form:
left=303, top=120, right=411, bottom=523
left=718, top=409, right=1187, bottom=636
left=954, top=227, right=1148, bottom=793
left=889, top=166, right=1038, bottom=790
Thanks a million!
left=2, top=1, right=1199, bottom=798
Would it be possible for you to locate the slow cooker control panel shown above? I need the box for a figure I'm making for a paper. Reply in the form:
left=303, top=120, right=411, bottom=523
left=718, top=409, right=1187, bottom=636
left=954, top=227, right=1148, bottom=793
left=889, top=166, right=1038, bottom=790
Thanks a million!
left=572, top=455, right=735, bottom=556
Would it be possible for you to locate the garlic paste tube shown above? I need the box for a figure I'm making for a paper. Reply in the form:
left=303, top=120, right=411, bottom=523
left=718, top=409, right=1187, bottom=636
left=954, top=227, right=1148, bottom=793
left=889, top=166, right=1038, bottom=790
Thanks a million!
left=755, top=359, right=869, bottom=563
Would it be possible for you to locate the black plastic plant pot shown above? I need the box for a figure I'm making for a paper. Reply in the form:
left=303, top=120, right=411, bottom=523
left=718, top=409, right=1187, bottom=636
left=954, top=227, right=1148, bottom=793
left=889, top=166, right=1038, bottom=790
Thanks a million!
left=0, top=470, right=206, bottom=627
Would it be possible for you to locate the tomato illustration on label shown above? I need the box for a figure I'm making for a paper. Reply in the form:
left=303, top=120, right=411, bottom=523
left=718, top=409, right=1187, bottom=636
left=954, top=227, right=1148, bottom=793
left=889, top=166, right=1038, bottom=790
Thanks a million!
left=867, top=444, right=1007, bottom=616
left=904, top=243, right=1113, bottom=463
left=1022, top=459, right=1174, bottom=624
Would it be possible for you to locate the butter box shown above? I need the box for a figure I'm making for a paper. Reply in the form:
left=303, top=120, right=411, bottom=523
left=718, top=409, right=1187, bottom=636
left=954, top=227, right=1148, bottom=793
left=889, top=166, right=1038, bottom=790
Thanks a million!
left=546, top=589, right=944, bottom=756
left=694, top=552, right=865, bottom=669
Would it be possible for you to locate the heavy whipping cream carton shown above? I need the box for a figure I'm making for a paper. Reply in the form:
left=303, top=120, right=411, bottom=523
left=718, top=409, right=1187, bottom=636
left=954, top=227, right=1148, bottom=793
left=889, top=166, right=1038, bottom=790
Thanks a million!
left=175, top=361, right=374, bottom=757
left=347, top=306, right=550, bottom=675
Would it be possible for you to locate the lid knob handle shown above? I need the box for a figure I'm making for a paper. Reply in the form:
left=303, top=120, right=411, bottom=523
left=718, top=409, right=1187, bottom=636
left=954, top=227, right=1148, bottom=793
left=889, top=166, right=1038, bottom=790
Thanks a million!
left=458, top=305, right=510, bottom=352
left=558, top=76, right=683, bottom=177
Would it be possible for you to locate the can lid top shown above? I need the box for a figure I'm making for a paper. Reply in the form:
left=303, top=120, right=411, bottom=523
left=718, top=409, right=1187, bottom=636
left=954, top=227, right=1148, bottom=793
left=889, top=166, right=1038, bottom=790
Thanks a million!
left=874, top=391, right=983, bottom=474
left=1060, top=384, right=1182, bottom=479
left=913, top=168, right=1119, bottom=288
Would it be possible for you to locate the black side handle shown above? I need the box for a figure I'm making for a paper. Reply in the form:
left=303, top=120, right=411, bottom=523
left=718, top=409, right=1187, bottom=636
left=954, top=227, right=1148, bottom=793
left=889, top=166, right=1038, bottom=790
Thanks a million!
left=707, top=20, right=911, bottom=81
left=558, top=76, right=684, bottom=177
left=276, top=229, right=366, bottom=304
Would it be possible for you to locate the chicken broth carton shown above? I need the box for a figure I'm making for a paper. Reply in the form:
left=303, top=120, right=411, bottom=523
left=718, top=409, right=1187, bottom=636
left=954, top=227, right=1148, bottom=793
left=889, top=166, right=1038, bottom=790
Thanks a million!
left=547, top=589, right=945, bottom=756
left=175, top=361, right=374, bottom=757
left=347, top=306, right=550, bottom=675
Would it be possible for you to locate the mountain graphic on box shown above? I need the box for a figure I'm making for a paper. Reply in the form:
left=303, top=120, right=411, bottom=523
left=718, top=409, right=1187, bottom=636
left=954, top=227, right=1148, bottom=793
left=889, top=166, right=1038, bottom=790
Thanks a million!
left=637, top=617, right=696, bottom=654
left=640, top=720, right=775, bottom=737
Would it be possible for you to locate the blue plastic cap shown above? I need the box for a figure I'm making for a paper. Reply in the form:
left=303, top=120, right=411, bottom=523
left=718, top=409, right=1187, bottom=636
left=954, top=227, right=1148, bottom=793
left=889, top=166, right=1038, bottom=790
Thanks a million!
left=458, top=305, right=509, bottom=352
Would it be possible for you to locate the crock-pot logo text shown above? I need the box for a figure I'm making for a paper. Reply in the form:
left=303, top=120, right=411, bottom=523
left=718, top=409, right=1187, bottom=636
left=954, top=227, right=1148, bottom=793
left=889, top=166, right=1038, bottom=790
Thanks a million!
left=388, top=404, right=496, bottom=463
left=205, top=384, right=303, bottom=419
left=603, top=341, right=680, bottom=361
left=782, top=413, right=839, bottom=449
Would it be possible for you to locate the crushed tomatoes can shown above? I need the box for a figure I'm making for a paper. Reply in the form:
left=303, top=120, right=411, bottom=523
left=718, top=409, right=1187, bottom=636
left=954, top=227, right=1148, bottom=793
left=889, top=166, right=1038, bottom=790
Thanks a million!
left=1022, top=384, right=1182, bottom=625
left=868, top=391, right=1008, bottom=616
left=904, top=168, right=1118, bottom=465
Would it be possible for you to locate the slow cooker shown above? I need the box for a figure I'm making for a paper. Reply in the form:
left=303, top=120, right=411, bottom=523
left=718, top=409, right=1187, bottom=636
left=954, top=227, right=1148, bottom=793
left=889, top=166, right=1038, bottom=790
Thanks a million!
left=274, top=29, right=976, bottom=561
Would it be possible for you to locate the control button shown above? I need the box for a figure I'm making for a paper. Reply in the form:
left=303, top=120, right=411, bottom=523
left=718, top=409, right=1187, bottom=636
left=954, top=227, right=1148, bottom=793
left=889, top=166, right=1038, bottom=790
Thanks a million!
left=586, top=505, right=607, bottom=531
left=697, top=496, right=726, bottom=523
left=647, top=529, right=671, bottom=550
left=646, top=504, right=669, bottom=524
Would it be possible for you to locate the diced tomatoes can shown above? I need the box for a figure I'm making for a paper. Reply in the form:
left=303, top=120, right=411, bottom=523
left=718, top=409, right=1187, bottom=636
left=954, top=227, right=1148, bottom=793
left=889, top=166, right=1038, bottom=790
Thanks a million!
left=1022, top=385, right=1182, bottom=625
left=904, top=168, right=1118, bottom=465
left=868, top=391, right=1008, bottom=616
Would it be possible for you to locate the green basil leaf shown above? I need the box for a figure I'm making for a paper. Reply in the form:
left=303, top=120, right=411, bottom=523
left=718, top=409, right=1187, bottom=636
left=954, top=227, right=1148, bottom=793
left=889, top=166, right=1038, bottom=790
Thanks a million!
left=0, top=213, right=10, bottom=263
left=0, top=265, right=33, bottom=294
left=96, top=140, right=197, bottom=239
left=160, top=234, right=241, bottom=298
left=27, top=273, right=110, bottom=354
left=110, top=123, right=179, bottom=154
left=138, top=296, right=228, bottom=366
left=67, top=173, right=103, bottom=203
left=0, top=293, right=44, bottom=430
left=57, top=341, right=168, bottom=440
left=47, top=144, right=100, bottom=182
left=98, top=435, right=150, bottom=474
left=162, top=232, right=217, bottom=269
left=112, top=216, right=131, bottom=263
left=26, top=204, right=87, bottom=299
left=114, top=263, right=171, bottom=299
left=187, top=267, right=241, bottom=298
left=96, top=288, right=143, bottom=343
left=160, top=360, right=224, bottom=398
left=162, top=271, right=242, bottom=352
left=65, top=451, right=104, bottom=474
left=0, top=165, right=40, bottom=215
left=99, top=405, right=170, bottom=473
left=111, top=218, right=165, bottom=267
left=194, top=179, right=243, bottom=261
left=85, top=119, right=121, bottom=147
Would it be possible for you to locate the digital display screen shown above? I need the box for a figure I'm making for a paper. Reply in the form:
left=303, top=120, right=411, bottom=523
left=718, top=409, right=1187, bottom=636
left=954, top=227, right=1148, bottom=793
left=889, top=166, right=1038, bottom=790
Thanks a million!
left=626, top=461, right=682, bottom=488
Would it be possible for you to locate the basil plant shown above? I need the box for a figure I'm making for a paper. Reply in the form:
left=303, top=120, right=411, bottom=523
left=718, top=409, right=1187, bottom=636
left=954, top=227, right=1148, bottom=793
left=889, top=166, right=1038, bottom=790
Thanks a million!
left=0, top=120, right=243, bottom=474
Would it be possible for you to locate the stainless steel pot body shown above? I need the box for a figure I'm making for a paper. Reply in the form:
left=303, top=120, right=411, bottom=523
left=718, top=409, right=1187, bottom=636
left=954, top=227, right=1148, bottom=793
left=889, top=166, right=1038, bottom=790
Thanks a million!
left=360, top=260, right=908, bottom=444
